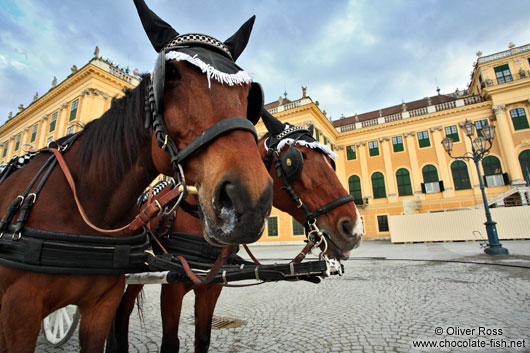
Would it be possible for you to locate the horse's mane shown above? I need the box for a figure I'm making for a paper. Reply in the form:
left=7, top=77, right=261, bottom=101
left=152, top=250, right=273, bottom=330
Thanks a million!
left=80, top=74, right=151, bottom=183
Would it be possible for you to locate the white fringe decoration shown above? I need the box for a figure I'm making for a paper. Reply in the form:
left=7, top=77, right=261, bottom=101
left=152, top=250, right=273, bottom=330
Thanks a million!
left=276, top=138, right=338, bottom=160
left=165, top=51, right=253, bottom=88
left=264, top=124, right=338, bottom=160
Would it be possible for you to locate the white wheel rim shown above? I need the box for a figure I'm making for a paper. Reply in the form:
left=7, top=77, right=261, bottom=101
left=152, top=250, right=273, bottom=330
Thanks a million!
left=43, top=305, right=78, bottom=344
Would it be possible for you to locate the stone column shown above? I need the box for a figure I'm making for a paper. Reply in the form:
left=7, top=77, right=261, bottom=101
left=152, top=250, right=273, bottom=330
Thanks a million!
left=37, top=115, right=49, bottom=149
left=492, top=104, right=525, bottom=185
left=431, top=126, right=455, bottom=197
left=380, top=137, right=397, bottom=202
left=356, top=141, right=370, bottom=200
left=403, top=131, right=422, bottom=196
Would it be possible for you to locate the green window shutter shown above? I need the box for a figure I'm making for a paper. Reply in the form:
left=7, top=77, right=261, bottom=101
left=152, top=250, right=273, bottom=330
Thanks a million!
left=14, top=134, right=21, bottom=151
left=69, top=99, right=79, bottom=121
left=396, top=168, right=412, bottom=196
left=348, top=175, right=362, bottom=202
left=267, top=217, right=278, bottom=237
left=510, top=108, right=529, bottom=130
left=49, top=112, right=58, bottom=133
left=377, top=215, right=389, bottom=232
left=30, top=124, right=38, bottom=143
left=482, top=156, right=502, bottom=176
left=392, top=136, right=404, bottom=152
left=292, top=218, right=304, bottom=236
left=369, top=140, right=379, bottom=156
left=371, top=172, right=386, bottom=198
left=422, top=165, right=439, bottom=183
left=346, top=145, right=356, bottom=160
left=444, top=125, right=460, bottom=142
left=417, top=131, right=431, bottom=148
left=451, top=161, right=471, bottom=190
left=494, top=64, right=513, bottom=84
left=315, top=128, right=320, bottom=141
left=2, top=142, right=8, bottom=157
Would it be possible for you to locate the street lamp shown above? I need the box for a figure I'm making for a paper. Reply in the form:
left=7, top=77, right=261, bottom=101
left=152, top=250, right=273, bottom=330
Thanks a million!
left=441, top=119, right=509, bottom=255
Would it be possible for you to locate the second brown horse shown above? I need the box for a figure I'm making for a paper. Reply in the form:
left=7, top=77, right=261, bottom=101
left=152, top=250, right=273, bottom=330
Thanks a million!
left=111, top=112, right=363, bottom=352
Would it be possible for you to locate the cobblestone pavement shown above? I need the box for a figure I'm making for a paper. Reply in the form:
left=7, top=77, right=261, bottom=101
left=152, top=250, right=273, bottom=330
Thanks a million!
left=35, top=240, right=530, bottom=352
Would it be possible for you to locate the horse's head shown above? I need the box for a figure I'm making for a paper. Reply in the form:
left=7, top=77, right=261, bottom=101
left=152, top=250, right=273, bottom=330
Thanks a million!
left=135, top=0, right=272, bottom=245
left=261, top=111, right=363, bottom=260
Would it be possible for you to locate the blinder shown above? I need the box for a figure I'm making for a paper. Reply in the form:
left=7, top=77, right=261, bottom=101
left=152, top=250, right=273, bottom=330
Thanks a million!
left=247, top=82, right=264, bottom=125
left=280, top=147, right=304, bottom=183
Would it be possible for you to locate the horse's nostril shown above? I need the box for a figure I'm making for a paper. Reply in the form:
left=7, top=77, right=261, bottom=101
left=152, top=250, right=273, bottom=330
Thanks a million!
left=214, top=181, right=234, bottom=214
left=340, top=219, right=354, bottom=236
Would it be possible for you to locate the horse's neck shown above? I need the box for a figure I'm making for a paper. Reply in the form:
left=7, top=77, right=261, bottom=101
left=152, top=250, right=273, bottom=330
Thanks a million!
left=72, top=139, right=158, bottom=232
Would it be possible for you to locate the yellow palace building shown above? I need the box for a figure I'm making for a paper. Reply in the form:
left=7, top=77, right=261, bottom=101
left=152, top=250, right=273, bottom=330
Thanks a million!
left=1, top=44, right=530, bottom=244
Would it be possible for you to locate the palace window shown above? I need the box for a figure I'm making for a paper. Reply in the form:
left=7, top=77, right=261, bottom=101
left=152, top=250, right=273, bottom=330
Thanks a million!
left=49, top=112, right=58, bottom=133
left=348, top=175, right=363, bottom=205
left=451, top=161, right=471, bottom=190
left=46, top=136, right=53, bottom=146
left=475, top=119, right=488, bottom=137
left=2, top=142, right=8, bottom=158
left=267, top=217, right=278, bottom=237
left=417, top=130, right=430, bottom=148
left=371, top=172, right=386, bottom=199
left=444, top=125, right=460, bottom=142
left=315, top=128, right=320, bottom=141
left=392, top=136, right=404, bottom=152
left=377, top=215, right=389, bottom=232
left=494, top=64, right=513, bottom=84
left=482, top=156, right=506, bottom=187
left=347, top=145, right=356, bottom=160
left=519, top=149, right=530, bottom=186
left=30, top=124, right=38, bottom=143
left=66, top=126, right=74, bottom=135
left=323, top=136, right=327, bottom=145
left=69, top=99, right=79, bottom=121
left=510, top=108, right=529, bottom=130
left=14, top=134, right=21, bottom=151
left=421, top=165, right=442, bottom=194
left=396, top=168, right=412, bottom=196
left=292, top=218, right=304, bottom=236
left=368, top=140, right=379, bottom=156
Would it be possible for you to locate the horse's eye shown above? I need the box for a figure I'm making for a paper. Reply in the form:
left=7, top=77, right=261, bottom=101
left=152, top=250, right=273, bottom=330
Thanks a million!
left=330, top=158, right=336, bottom=171
left=166, top=65, right=182, bottom=82
left=301, top=152, right=307, bottom=160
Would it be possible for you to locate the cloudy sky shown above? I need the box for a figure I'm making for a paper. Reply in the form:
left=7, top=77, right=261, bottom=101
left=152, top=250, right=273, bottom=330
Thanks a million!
left=1, top=0, right=530, bottom=126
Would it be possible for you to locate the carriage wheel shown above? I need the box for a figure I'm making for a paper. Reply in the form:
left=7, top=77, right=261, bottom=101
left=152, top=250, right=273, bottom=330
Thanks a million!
left=42, top=305, right=80, bottom=347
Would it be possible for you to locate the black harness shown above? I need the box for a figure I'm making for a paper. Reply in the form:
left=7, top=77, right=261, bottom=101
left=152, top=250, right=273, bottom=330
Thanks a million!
left=0, top=46, right=264, bottom=276
left=263, top=126, right=354, bottom=242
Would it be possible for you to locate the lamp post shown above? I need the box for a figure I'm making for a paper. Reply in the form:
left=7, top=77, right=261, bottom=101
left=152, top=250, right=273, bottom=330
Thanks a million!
left=441, top=119, right=509, bottom=255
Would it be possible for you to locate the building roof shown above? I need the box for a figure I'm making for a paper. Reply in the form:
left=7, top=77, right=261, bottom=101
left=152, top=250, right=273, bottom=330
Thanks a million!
left=332, top=94, right=457, bottom=128
left=264, top=97, right=292, bottom=110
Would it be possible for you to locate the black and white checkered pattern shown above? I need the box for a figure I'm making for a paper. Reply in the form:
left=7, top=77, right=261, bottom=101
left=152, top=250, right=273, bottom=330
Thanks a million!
left=137, top=180, right=174, bottom=207
left=163, top=33, right=233, bottom=60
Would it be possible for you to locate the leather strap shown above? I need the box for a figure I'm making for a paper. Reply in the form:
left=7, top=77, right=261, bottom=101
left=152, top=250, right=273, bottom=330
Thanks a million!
left=47, top=148, right=184, bottom=236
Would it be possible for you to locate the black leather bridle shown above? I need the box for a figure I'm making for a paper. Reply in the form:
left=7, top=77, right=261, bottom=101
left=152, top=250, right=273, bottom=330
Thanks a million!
left=144, top=74, right=259, bottom=210
left=263, top=126, right=354, bottom=245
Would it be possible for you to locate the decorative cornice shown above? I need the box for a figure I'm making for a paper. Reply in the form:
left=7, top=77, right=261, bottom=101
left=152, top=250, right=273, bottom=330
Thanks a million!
left=520, top=139, right=530, bottom=147
left=492, top=104, right=506, bottom=114
left=40, top=115, right=48, bottom=122
left=356, top=141, right=366, bottom=146
left=59, top=103, right=68, bottom=110
left=23, top=127, right=29, bottom=133
left=379, top=136, right=389, bottom=142
left=430, top=126, right=442, bottom=132
left=403, top=131, right=415, bottom=137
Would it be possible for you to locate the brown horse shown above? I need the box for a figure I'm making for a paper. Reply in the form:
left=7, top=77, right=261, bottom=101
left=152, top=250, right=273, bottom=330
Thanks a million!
left=111, top=111, right=363, bottom=353
left=0, top=2, right=272, bottom=352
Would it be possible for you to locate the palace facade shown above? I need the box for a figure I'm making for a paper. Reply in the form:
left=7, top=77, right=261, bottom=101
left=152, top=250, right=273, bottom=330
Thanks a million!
left=2, top=44, right=529, bottom=243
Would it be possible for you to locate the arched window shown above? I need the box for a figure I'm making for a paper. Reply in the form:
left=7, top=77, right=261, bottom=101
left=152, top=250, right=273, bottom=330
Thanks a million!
left=348, top=175, right=362, bottom=204
left=519, top=149, right=530, bottom=186
left=451, top=161, right=471, bottom=190
left=422, top=165, right=439, bottom=183
left=396, top=168, right=412, bottom=196
left=371, top=172, right=386, bottom=199
left=482, top=156, right=502, bottom=176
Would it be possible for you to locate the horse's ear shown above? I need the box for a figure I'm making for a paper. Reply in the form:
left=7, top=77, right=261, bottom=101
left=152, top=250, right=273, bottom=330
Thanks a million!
left=133, top=0, right=179, bottom=52
left=307, top=124, right=314, bottom=136
left=262, top=109, right=286, bottom=135
left=224, top=15, right=256, bottom=62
